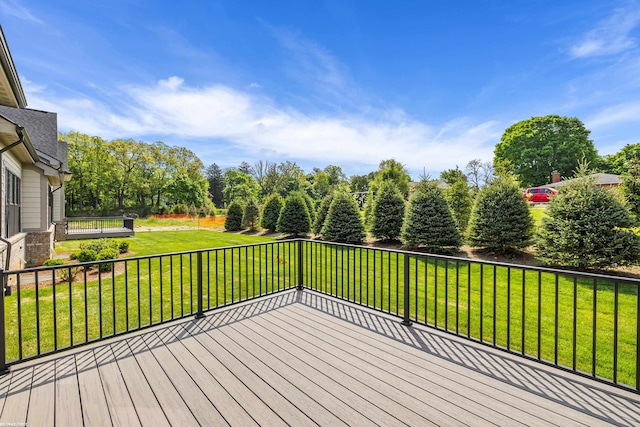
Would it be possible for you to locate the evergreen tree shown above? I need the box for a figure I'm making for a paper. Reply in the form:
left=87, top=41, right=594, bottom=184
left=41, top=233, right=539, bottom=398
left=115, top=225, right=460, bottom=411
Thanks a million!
left=313, top=192, right=334, bottom=235
left=445, top=179, right=473, bottom=235
left=537, top=174, right=640, bottom=269
left=401, top=185, right=461, bottom=252
left=260, top=193, right=284, bottom=232
left=242, top=198, right=260, bottom=230
left=620, top=159, right=640, bottom=222
left=322, top=192, right=365, bottom=244
left=300, top=191, right=316, bottom=224
left=467, top=178, right=533, bottom=253
left=224, top=200, right=245, bottom=231
left=371, top=181, right=405, bottom=240
left=277, top=193, right=311, bottom=236
left=205, top=163, right=225, bottom=207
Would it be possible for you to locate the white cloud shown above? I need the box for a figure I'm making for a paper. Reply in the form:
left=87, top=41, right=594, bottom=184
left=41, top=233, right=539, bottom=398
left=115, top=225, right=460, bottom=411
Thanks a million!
left=585, top=100, right=640, bottom=128
left=25, top=77, right=499, bottom=174
left=569, top=6, right=640, bottom=58
left=0, top=0, right=42, bottom=24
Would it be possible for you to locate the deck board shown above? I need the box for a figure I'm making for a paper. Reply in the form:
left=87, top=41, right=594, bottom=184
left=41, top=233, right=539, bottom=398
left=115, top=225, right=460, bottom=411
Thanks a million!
left=1, top=290, right=639, bottom=426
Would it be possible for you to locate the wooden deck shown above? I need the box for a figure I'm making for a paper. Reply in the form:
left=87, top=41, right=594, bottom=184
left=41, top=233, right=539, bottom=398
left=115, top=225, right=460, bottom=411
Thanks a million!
left=1, top=289, right=639, bottom=426
left=65, top=227, right=134, bottom=240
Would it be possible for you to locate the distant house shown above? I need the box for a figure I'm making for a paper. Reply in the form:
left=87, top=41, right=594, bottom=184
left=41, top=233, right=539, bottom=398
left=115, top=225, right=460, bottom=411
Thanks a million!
left=0, top=26, right=70, bottom=269
left=541, top=171, right=621, bottom=190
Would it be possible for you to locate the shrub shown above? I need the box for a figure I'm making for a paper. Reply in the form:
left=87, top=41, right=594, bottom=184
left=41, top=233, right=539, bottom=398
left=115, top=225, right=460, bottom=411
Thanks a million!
left=445, top=179, right=473, bottom=235
left=401, top=185, right=461, bottom=253
left=170, top=203, right=187, bottom=214
left=261, top=193, right=284, bottom=232
left=277, top=193, right=311, bottom=236
left=118, top=240, right=130, bottom=254
left=97, top=248, right=119, bottom=272
left=58, top=266, right=82, bottom=283
left=225, top=201, right=245, bottom=231
left=242, top=198, right=260, bottom=230
left=370, top=182, right=405, bottom=241
left=75, top=249, right=97, bottom=263
left=467, top=177, right=533, bottom=253
left=536, top=175, right=640, bottom=269
left=313, top=192, right=334, bottom=235
left=43, top=258, right=65, bottom=266
left=300, top=192, right=316, bottom=224
left=79, top=238, right=118, bottom=254
left=322, top=192, right=365, bottom=244
left=69, top=253, right=78, bottom=260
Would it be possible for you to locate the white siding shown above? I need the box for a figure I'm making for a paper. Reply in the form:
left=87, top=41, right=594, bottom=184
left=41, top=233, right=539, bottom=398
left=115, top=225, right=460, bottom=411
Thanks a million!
left=22, top=167, right=40, bottom=229
left=52, top=185, right=63, bottom=222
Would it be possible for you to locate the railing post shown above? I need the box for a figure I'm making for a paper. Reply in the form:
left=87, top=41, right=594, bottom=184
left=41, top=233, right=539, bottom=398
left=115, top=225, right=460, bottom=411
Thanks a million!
left=297, top=240, right=303, bottom=290
left=0, top=270, right=8, bottom=374
left=402, top=254, right=412, bottom=326
left=195, top=251, right=205, bottom=319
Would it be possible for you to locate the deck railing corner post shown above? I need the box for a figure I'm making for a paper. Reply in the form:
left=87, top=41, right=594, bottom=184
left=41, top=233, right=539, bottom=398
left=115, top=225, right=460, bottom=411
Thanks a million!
left=401, top=253, right=413, bottom=327
left=195, top=251, right=205, bottom=319
left=297, top=239, right=304, bottom=290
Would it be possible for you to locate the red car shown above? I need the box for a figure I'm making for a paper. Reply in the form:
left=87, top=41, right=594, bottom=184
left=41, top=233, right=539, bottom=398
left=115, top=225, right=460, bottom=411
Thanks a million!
left=523, top=187, right=557, bottom=203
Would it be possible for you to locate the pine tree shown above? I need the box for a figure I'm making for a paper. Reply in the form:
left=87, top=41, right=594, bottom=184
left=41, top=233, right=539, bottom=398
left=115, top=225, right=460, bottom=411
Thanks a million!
left=445, top=179, right=473, bottom=235
left=277, top=193, right=311, bottom=236
left=370, top=181, right=405, bottom=240
left=537, top=174, right=640, bottom=269
left=322, top=192, right=365, bottom=244
left=224, top=200, right=244, bottom=231
left=242, top=198, right=260, bottom=230
left=401, top=185, right=461, bottom=253
left=313, top=192, right=334, bottom=234
left=467, top=177, right=533, bottom=253
left=260, top=193, right=284, bottom=232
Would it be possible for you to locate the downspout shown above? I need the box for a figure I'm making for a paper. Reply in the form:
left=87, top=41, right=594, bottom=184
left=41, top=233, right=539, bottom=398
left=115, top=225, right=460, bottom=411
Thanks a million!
left=0, top=125, right=26, bottom=282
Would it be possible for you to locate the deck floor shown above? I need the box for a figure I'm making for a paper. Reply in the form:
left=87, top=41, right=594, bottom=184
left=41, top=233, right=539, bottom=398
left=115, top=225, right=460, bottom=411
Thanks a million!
left=1, top=290, right=639, bottom=426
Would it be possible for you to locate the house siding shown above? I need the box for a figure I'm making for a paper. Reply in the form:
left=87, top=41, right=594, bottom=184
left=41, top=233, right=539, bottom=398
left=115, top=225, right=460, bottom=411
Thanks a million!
left=21, top=167, right=40, bottom=230
left=2, top=150, right=21, bottom=239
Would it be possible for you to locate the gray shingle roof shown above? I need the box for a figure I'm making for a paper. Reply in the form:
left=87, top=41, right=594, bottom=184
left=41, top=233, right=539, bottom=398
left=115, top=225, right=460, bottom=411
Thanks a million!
left=541, top=173, right=621, bottom=188
left=0, top=105, right=66, bottom=168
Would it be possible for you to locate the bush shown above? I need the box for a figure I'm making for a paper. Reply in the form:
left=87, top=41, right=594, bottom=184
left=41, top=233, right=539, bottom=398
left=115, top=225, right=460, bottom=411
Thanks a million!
left=401, top=185, right=461, bottom=253
left=69, top=252, right=78, bottom=260
left=300, top=192, right=316, bottom=224
left=79, top=238, right=118, bottom=254
left=75, top=249, right=97, bottom=263
left=370, top=182, right=405, bottom=241
left=277, top=193, right=311, bottom=236
left=225, top=200, right=245, bottom=231
left=321, top=192, right=365, bottom=244
left=170, top=203, right=187, bottom=215
left=97, top=248, right=119, bottom=272
left=242, top=198, right=260, bottom=230
left=43, top=258, right=65, bottom=266
left=261, top=193, right=284, bottom=232
left=313, top=193, right=334, bottom=235
left=536, top=175, right=640, bottom=269
left=118, top=240, right=130, bottom=254
left=467, top=178, right=533, bottom=253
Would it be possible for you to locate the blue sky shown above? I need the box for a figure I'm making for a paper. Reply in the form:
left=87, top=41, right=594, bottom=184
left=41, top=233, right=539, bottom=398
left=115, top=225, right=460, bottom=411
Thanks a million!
left=2, top=0, right=640, bottom=179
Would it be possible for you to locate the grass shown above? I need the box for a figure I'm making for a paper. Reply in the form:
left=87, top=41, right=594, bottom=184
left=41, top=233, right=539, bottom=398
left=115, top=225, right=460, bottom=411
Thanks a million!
left=529, top=205, right=547, bottom=227
left=5, top=229, right=639, bottom=390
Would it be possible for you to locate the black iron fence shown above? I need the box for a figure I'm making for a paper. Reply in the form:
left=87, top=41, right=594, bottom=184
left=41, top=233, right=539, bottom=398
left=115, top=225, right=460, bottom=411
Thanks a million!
left=0, top=238, right=638, bottom=394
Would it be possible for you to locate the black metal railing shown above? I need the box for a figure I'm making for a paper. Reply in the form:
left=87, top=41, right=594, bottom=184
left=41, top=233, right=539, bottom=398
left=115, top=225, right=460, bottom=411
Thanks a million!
left=0, top=240, right=298, bottom=368
left=299, top=240, right=640, bottom=393
left=0, top=238, right=638, bottom=394
left=66, top=216, right=135, bottom=235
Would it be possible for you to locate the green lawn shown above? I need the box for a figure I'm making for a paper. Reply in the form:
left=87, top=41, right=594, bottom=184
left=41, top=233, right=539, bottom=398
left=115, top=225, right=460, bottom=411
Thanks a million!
left=4, top=230, right=639, bottom=390
left=530, top=205, right=547, bottom=227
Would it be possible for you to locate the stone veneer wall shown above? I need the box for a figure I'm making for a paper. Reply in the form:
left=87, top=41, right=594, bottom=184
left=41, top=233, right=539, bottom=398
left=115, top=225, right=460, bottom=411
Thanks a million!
left=25, top=229, right=54, bottom=266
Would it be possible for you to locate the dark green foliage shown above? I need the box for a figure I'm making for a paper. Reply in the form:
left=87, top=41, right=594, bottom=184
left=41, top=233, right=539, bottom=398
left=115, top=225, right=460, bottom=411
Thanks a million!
left=170, top=203, right=187, bottom=214
left=43, top=258, right=65, bottom=266
left=242, top=199, right=260, bottom=230
left=79, top=239, right=118, bottom=254
left=401, top=185, right=461, bottom=252
left=300, top=192, right=316, bottom=224
left=225, top=200, right=245, bottom=231
left=620, top=159, right=640, bottom=221
left=467, top=178, right=533, bottom=253
left=494, top=115, right=598, bottom=187
left=371, top=182, right=405, bottom=240
left=322, top=192, right=365, bottom=244
left=118, top=241, right=130, bottom=254
left=97, top=248, right=119, bottom=272
left=445, top=179, right=473, bottom=234
left=536, top=176, right=640, bottom=269
left=277, top=193, right=311, bottom=236
left=260, top=193, right=284, bottom=232
left=313, top=193, right=334, bottom=234
left=76, top=249, right=97, bottom=263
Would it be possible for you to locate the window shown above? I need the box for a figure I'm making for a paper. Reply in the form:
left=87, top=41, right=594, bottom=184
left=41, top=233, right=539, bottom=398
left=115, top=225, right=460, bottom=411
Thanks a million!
left=5, top=170, right=21, bottom=237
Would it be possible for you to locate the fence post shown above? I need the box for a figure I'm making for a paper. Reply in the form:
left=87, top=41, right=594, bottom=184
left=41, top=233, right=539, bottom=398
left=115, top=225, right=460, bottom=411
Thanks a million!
left=0, top=270, right=8, bottom=374
left=195, top=251, right=205, bottom=319
left=297, top=240, right=304, bottom=290
left=402, top=254, right=413, bottom=326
